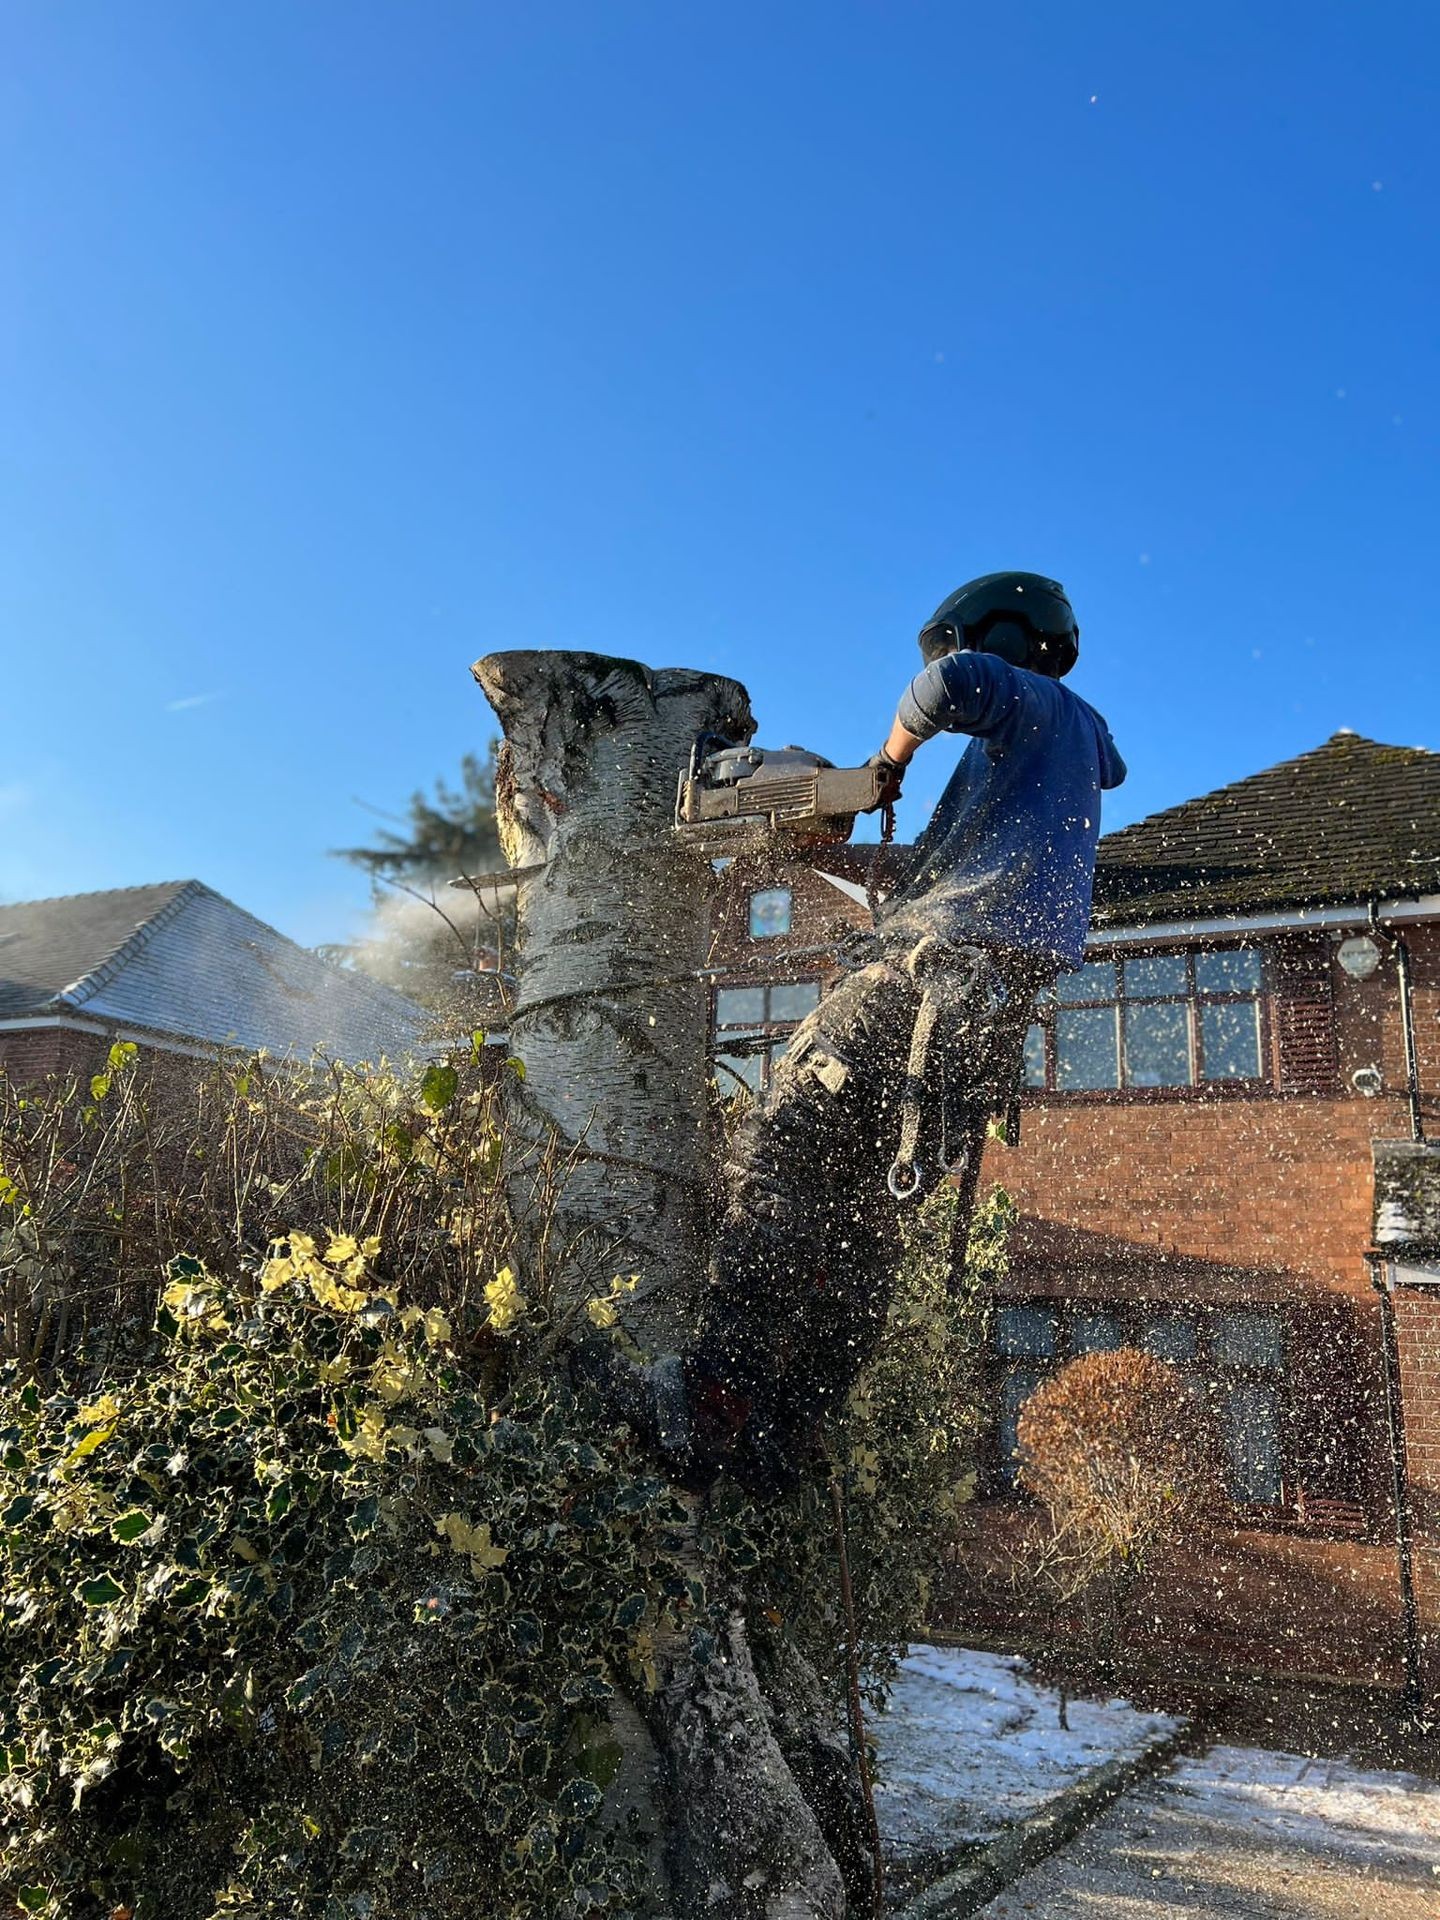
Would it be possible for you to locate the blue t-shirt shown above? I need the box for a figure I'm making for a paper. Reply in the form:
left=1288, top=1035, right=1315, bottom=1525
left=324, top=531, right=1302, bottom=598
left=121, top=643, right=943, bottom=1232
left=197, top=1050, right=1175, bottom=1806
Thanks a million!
left=880, top=651, right=1126, bottom=969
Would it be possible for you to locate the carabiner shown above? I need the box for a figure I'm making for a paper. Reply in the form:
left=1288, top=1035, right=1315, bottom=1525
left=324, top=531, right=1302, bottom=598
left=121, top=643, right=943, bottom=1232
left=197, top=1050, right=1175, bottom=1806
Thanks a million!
left=887, top=1158, right=924, bottom=1202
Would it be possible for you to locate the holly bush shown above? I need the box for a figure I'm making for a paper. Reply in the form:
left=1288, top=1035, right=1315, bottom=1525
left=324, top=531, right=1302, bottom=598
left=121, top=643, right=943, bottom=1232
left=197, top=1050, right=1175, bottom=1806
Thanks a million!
left=0, top=1054, right=1001, bottom=1918
left=0, top=1243, right=693, bottom=1920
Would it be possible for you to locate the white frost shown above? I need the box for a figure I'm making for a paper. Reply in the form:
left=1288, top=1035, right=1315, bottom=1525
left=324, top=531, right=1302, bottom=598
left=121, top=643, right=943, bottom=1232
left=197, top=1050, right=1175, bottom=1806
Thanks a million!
left=871, top=1644, right=1180, bottom=1866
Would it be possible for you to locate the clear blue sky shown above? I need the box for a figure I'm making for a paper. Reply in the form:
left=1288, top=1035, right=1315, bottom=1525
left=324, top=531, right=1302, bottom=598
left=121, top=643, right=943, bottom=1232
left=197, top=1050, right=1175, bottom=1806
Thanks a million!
left=4, top=3, right=1436, bottom=945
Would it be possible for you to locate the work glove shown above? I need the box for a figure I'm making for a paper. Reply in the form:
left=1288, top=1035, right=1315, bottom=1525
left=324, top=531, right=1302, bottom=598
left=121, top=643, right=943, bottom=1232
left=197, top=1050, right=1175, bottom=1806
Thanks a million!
left=863, top=750, right=905, bottom=811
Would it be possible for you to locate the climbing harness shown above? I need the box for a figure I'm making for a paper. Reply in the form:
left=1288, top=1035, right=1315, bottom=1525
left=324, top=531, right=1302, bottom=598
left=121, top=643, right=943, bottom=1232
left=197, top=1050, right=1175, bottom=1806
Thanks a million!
left=886, top=936, right=995, bottom=1203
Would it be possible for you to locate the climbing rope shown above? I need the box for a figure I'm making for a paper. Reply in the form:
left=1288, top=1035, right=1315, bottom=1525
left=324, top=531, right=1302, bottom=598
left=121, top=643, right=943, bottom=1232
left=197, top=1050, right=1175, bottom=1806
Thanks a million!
left=885, top=936, right=991, bottom=1202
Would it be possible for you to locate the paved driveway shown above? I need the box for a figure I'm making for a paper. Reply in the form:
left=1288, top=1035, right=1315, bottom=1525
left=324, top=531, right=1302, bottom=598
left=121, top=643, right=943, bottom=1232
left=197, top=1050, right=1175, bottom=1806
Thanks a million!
left=980, top=1744, right=1440, bottom=1918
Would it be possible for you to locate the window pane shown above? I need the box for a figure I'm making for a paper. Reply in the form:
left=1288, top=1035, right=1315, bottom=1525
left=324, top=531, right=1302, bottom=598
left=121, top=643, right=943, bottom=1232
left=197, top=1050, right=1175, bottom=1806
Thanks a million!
left=1123, top=953, right=1189, bottom=998
left=715, top=986, right=767, bottom=1027
left=1055, top=959, right=1117, bottom=1004
left=1123, top=1002, right=1191, bottom=1087
left=1211, top=1310, right=1284, bottom=1371
left=994, top=1304, right=1058, bottom=1357
left=1201, top=1001, right=1261, bottom=1080
left=1055, top=1006, right=1120, bottom=1089
left=1195, top=947, right=1263, bottom=994
left=749, top=888, right=793, bottom=939
left=1220, top=1381, right=1283, bottom=1504
left=998, top=1364, right=1048, bottom=1482
left=715, top=1052, right=762, bottom=1093
left=1023, top=1022, right=1047, bottom=1089
left=768, top=980, right=820, bottom=1022
left=1070, top=1310, right=1124, bottom=1354
left=1140, top=1312, right=1197, bottom=1361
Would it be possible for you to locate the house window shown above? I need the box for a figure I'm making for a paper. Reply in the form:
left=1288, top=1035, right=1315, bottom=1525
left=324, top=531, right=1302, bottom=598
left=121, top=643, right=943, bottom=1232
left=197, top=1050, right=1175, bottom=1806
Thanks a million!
left=989, top=1300, right=1288, bottom=1511
left=1023, top=946, right=1266, bottom=1093
left=748, top=888, right=794, bottom=939
left=712, top=978, right=821, bottom=1095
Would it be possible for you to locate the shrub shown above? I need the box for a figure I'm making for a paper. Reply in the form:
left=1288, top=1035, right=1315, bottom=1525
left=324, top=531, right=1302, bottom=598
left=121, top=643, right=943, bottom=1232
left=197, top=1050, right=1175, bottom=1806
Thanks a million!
left=0, top=1248, right=693, bottom=1919
left=0, top=1055, right=997, bottom=1917
left=1015, top=1346, right=1225, bottom=1688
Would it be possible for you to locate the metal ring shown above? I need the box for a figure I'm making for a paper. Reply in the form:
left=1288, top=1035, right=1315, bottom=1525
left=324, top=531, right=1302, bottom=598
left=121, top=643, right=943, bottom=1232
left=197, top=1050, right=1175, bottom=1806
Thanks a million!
left=887, top=1159, right=924, bottom=1201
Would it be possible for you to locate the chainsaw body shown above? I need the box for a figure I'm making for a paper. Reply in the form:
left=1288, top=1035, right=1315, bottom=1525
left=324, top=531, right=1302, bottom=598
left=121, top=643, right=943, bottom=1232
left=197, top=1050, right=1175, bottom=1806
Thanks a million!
left=674, top=737, right=886, bottom=855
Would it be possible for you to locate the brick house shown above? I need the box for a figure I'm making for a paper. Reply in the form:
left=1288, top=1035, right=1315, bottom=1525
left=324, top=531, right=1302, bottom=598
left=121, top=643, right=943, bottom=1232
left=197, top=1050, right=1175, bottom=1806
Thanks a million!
left=708, top=731, right=1440, bottom=1698
left=0, top=880, right=429, bottom=1081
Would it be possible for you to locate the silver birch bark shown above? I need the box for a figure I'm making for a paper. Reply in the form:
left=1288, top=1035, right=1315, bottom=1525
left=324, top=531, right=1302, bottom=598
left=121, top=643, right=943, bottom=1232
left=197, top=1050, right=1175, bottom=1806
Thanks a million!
left=472, top=648, right=748, bottom=1343
left=473, top=648, right=850, bottom=1919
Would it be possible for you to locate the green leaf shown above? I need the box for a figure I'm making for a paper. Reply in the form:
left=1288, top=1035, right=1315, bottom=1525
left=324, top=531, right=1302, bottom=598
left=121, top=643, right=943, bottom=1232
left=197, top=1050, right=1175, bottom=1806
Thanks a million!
left=578, top=1738, right=624, bottom=1790
left=17, top=1888, right=49, bottom=1914
left=420, top=1063, right=458, bottom=1112
left=287, top=1669, right=324, bottom=1710
left=506, top=1056, right=526, bottom=1082
left=110, top=1509, right=152, bottom=1543
left=613, top=1592, right=646, bottom=1631
left=79, top=1574, right=124, bottom=1607
left=556, top=1776, right=604, bottom=1822
left=2, top=1493, right=37, bottom=1526
left=88, top=1073, right=111, bottom=1102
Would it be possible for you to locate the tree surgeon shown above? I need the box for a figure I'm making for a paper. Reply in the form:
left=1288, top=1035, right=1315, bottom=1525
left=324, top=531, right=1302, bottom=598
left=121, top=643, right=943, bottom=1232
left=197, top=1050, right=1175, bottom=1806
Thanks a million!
left=589, top=571, right=1126, bottom=1496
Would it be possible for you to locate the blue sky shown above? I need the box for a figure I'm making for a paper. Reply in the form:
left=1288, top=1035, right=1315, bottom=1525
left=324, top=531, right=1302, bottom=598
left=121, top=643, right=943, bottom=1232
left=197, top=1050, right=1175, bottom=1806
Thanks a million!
left=3, top=2, right=1436, bottom=945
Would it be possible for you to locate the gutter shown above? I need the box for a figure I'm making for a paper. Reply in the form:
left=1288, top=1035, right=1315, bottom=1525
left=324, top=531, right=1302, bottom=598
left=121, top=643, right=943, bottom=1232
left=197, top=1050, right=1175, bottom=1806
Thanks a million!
left=1087, top=893, right=1440, bottom=950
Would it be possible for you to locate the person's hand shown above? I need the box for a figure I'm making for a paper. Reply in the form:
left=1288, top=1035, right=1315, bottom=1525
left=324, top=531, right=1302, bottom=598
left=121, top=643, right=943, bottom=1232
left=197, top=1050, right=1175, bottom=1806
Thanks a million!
left=863, top=750, right=905, bottom=811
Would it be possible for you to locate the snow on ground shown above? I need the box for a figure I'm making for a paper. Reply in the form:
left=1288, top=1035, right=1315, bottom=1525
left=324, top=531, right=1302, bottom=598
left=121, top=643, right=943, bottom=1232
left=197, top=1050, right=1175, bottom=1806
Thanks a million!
left=981, top=1744, right=1440, bottom=1918
left=871, top=1644, right=1181, bottom=1871
left=1163, top=1744, right=1440, bottom=1874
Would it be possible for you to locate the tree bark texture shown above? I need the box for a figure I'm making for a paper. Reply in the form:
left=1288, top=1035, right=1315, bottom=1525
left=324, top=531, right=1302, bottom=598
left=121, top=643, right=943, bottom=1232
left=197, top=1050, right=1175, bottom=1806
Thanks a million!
left=474, top=650, right=851, bottom=1918
left=473, top=649, right=751, bottom=1343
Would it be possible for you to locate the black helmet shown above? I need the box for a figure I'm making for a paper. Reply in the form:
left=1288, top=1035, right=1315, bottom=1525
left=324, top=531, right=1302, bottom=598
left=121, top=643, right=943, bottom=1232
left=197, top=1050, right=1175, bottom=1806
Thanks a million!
left=918, top=571, right=1079, bottom=678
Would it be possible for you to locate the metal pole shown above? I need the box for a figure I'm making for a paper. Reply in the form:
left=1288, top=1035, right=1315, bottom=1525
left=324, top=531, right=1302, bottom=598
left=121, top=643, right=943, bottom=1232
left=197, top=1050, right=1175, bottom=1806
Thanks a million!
left=1370, top=1256, right=1425, bottom=1708
left=1368, top=904, right=1425, bottom=1145
left=1394, top=933, right=1425, bottom=1144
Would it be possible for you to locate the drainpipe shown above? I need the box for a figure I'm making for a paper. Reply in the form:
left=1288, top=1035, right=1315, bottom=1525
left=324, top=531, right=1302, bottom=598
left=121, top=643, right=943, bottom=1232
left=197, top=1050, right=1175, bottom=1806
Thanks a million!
left=1368, top=904, right=1425, bottom=1144
left=1369, top=1251, right=1425, bottom=1708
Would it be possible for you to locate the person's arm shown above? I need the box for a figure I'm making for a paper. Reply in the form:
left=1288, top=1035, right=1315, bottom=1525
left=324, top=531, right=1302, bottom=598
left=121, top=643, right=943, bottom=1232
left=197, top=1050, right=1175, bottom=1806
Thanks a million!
left=869, top=651, right=1025, bottom=789
left=895, top=650, right=1024, bottom=747
left=879, top=714, right=925, bottom=772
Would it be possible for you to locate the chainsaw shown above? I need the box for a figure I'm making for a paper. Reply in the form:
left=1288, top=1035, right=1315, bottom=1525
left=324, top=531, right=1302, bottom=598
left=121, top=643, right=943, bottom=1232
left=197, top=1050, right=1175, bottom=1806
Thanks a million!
left=673, top=735, right=893, bottom=856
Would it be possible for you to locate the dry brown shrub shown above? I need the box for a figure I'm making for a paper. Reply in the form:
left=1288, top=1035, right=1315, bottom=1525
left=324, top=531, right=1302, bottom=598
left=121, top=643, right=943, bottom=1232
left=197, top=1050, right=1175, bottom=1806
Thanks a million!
left=1015, top=1346, right=1226, bottom=1695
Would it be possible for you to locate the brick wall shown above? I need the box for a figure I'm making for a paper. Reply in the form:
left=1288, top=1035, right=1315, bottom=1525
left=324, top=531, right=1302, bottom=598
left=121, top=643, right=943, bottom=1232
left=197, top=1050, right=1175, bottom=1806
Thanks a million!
left=986, top=1095, right=1384, bottom=1295
left=0, top=1025, right=110, bottom=1084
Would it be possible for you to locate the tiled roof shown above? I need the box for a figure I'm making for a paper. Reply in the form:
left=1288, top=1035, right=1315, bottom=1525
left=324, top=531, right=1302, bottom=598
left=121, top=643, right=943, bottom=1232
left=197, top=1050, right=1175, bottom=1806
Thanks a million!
left=0, top=882, right=194, bottom=1019
left=0, top=881, right=428, bottom=1062
left=1093, top=731, right=1440, bottom=927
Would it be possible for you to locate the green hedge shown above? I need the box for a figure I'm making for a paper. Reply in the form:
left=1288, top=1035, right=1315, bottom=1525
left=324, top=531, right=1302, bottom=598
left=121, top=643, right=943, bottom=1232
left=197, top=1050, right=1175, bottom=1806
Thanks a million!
left=0, top=1055, right=1002, bottom=1918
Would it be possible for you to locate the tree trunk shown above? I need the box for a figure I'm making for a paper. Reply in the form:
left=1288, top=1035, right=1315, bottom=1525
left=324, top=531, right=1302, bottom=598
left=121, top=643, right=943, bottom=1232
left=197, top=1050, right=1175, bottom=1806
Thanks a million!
left=474, top=649, right=850, bottom=1918
left=472, top=648, right=749, bottom=1344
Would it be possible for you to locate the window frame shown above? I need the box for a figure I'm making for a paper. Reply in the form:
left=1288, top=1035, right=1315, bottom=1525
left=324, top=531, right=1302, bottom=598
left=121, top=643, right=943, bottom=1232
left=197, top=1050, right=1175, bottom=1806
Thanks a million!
left=747, top=886, right=795, bottom=941
left=1022, top=942, right=1274, bottom=1102
left=711, top=976, right=821, bottom=1095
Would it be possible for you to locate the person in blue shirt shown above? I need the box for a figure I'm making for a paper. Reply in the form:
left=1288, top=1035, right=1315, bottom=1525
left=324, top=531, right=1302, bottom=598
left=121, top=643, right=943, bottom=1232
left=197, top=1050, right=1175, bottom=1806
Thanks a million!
left=587, top=572, right=1125, bottom=1495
